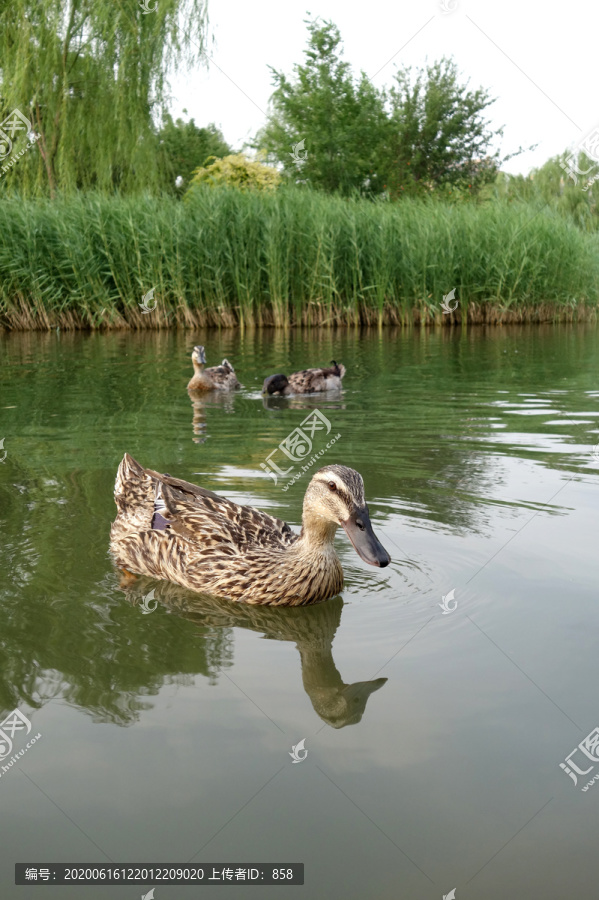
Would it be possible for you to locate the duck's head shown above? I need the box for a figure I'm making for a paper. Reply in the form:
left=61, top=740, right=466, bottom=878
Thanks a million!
left=191, top=345, right=207, bottom=368
left=314, top=677, right=388, bottom=729
left=303, top=465, right=391, bottom=567
left=262, top=373, right=289, bottom=395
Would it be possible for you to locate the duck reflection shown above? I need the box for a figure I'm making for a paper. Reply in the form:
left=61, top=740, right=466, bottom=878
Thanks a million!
left=188, top=390, right=236, bottom=444
left=261, top=393, right=346, bottom=412
left=124, top=579, right=386, bottom=729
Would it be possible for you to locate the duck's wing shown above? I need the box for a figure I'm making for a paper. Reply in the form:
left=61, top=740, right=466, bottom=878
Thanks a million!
left=155, top=480, right=296, bottom=550
left=115, top=454, right=218, bottom=513
left=114, top=454, right=296, bottom=549
left=287, top=368, right=323, bottom=393
left=204, top=361, right=241, bottom=390
left=287, top=365, right=344, bottom=394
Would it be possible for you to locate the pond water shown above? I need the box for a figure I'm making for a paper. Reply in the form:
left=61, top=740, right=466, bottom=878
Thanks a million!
left=1, top=324, right=599, bottom=899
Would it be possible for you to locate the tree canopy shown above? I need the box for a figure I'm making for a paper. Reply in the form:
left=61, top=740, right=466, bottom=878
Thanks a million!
left=0, top=0, right=208, bottom=196
left=501, top=151, right=599, bottom=230
left=257, top=19, right=508, bottom=198
left=257, top=20, right=387, bottom=196
left=158, top=115, right=231, bottom=193
left=386, top=59, right=503, bottom=197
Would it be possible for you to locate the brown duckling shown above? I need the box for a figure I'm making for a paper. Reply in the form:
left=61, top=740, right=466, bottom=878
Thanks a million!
left=187, top=345, right=241, bottom=391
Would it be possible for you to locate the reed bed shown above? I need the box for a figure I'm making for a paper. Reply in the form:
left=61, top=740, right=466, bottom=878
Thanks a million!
left=1, top=189, right=598, bottom=330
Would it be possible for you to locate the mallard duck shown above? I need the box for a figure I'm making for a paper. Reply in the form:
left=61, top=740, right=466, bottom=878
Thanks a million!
left=110, top=454, right=390, bottom=606
left=187, top=345, right=241, bottom=391
left=262, top=361, right=346, bottom=396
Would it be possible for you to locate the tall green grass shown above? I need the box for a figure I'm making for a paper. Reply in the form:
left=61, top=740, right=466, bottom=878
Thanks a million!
left=1, top=188, right=598, bottom=329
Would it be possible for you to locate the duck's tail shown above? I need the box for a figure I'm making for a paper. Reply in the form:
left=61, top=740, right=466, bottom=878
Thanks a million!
left=111, top=454, right=159, bottom=550
left=113, top=453, right=164, bottom=536
left=114, top=453, right=222, bottom=521
left=114, top=453, right=148, bottom=511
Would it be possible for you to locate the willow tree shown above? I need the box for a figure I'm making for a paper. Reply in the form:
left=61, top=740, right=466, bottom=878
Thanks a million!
left=0, top=0, right=208, bottom=196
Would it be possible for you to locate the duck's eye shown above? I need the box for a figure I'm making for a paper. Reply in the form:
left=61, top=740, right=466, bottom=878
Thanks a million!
left=328, top=481, right=337, bottom=491
left=356, top=520, right=365, bottom=531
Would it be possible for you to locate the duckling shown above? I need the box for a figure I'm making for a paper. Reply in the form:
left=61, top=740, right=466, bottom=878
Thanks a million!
left=110, top=454, right=390, bottom=606
left=262, top=361, right=346, bottom=396
left=187, top=345, right=241, bottom=391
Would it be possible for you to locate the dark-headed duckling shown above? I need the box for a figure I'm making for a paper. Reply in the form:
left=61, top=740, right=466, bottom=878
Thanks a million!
left=263, top=361, right=346, bottom=396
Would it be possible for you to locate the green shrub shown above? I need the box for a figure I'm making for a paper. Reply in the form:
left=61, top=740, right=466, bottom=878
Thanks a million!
left=185, top=154, right=281, bottom=197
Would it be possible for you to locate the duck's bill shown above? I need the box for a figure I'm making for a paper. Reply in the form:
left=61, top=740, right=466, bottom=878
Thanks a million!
left=342, top=678, right=388, bottom=702
left=342, top=510, right=391, bottom=568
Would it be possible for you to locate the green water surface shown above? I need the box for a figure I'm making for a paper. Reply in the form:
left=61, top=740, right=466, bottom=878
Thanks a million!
left=1, top=325, right=599, bottom=899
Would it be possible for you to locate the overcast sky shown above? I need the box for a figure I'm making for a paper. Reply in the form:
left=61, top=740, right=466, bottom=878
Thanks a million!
left=169, top=0, right=596, bottom=175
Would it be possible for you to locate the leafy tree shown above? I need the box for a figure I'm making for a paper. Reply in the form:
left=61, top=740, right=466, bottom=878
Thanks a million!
left=501, top=151, right=599, bottom=231
left=158, top=114, right=231, bottom=193
left=386, top=59, right=504, bottom=198
left=257, top=19, right=388, bottom=196
left=258, top=22, right=518, bottom=200
left=0, top=0, right=208, bottom=197
left=185, top=153, right=281, bottom=196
